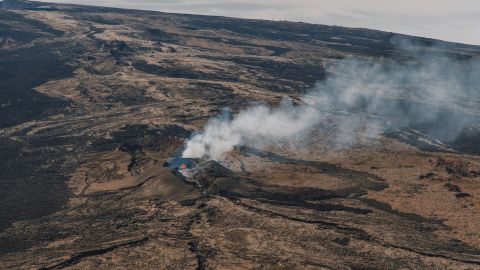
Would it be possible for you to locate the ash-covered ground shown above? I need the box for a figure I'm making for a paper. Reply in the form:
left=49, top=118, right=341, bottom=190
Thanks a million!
left=1, top=0, right=480, bottom=269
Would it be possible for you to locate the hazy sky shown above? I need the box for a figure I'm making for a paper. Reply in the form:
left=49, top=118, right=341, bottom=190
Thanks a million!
left=36, top=0, right=480, bottom=45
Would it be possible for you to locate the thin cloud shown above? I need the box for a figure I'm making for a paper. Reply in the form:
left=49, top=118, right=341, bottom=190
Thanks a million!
left=34, top=0, right=480, bottom=45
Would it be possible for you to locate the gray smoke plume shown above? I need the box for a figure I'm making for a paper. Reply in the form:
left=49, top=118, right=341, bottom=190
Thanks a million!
left=183, top=41, right=480, bottom=160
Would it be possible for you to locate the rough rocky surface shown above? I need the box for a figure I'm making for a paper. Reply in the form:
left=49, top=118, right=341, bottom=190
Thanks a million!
left=1, top=1, right=480, bottom=269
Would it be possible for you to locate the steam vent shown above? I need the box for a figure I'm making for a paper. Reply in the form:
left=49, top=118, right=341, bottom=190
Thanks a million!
left=1, top=0, right=480, bottom=269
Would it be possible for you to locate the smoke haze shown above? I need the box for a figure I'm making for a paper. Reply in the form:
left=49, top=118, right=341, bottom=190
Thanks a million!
left=183, top=42, right=480, bottom=160
left=182, top=98, right=319, bottom=160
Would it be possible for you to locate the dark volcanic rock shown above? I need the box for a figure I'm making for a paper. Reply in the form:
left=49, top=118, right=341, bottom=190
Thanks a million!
left=0, top=137, right=70, bottom=232
left=1, top=0, right=29, bottom=9
left=456, top=192, right=471, bottom=198
left=0, top=42, right=74, bottom=127
left=445, top=183, right=462, bottom=192
left=437, top=158, right=475, bottom=177
left=0, top=1, right=480, bottom=269
left=419, top=172, right=435, bottom=179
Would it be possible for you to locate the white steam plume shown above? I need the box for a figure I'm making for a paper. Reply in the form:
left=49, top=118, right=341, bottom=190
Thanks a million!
left=182, top=41, right=480, bottom=160
left=182, top=98, right=319, bottom=160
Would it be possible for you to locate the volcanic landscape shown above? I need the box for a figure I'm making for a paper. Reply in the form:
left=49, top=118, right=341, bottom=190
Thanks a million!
left=1, top=0, right=480, bottom=269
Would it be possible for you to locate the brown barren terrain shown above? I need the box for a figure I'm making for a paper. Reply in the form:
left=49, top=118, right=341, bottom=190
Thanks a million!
left=0, top=0, right=480, bottom=269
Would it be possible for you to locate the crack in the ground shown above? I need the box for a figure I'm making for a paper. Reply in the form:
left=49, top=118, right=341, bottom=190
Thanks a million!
left=234, top=199, right=373, bottom=240
left=184, top=210, right=207, bottom=270
left=39, top=237, right=149, bottom=269
left=235, top=198, right=480, bottom=266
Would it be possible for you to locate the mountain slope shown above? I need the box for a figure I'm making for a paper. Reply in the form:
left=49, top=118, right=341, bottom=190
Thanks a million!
left=1, top=1, right=480, bottom=269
